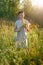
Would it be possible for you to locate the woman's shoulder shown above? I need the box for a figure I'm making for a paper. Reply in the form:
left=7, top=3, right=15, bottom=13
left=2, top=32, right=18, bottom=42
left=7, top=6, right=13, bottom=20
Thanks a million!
left=16, top=19, right=20, bottom=23
left=15, top=19, right=20, bottom=24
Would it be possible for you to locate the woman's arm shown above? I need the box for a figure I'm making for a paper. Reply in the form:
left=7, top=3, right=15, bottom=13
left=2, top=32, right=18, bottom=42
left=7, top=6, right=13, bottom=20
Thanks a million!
left=24, top=20, right=30, bottom=32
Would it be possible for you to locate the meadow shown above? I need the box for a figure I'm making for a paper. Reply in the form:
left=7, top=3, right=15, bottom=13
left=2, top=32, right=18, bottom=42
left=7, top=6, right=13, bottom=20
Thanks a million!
left=0, top=19, right=43, bottom=65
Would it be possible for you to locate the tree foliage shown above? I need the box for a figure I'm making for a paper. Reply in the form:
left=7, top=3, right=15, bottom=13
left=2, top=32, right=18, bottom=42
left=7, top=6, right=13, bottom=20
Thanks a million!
left=22, top=0, right=32, bottom=20
left=0, top=0, right=20, bottom=19
left=21, top=0, right=43, bottom=26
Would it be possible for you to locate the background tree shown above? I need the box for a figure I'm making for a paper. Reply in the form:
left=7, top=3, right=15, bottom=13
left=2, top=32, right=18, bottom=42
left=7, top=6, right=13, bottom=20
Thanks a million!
left=20, top=0, right=43, bottom=27
left=22, top=0, right=32, bottom=20
left=0, top=0, right=20, bottom=20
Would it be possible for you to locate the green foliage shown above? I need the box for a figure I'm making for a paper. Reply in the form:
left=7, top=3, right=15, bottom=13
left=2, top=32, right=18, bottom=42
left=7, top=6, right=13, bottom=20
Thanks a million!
left=0, top=0, right=20, bottom=19
left=23, top=0, right=32, bottom=19
left=0, top=20, right=43, bottom=65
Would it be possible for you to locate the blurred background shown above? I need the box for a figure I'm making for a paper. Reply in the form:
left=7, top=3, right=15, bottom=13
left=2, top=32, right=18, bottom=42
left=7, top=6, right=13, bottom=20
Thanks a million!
left=0, top=0, right=43, bottom=27
left=0, top=0, right=43, bottom=65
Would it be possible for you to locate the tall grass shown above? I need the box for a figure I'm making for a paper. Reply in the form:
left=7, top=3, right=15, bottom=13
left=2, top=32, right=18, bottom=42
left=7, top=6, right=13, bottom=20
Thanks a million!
left=0, top=19, right=43, bottom=65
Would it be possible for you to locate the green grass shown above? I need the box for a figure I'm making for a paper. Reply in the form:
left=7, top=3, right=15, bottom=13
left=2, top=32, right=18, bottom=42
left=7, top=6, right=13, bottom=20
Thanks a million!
left=0, top=19, right=43, bottom=65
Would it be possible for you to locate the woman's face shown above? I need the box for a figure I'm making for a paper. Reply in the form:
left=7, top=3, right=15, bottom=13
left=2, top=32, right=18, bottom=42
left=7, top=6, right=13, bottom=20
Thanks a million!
left=18, top=12, right=25, bottom=19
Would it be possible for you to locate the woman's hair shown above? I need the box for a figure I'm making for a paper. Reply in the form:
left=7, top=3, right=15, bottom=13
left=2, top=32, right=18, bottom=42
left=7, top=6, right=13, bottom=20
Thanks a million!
left=18, top=11, right=24, bottom=15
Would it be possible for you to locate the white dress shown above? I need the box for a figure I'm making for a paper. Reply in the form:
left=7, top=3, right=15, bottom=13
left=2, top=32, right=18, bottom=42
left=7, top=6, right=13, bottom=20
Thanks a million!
left=14, top=19, right=29, bottom=48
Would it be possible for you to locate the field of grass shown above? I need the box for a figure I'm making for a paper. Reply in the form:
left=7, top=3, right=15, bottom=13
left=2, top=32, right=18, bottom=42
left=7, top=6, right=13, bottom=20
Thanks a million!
left=0, top=19, right=43, bottom=65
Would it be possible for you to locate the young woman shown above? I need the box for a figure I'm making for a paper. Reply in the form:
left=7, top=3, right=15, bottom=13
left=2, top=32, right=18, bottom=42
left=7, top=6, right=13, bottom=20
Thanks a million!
left=14, top=11, right=30, bottom=49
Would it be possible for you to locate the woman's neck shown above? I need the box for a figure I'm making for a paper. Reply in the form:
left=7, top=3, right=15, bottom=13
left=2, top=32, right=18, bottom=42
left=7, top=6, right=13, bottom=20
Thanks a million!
left=19, top=18, right=25, bottom=21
